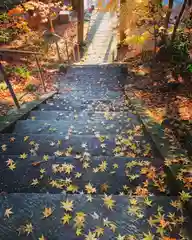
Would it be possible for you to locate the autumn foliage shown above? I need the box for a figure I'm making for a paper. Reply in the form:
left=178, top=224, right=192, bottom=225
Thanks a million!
left=8, top=6, right=24, bottom=16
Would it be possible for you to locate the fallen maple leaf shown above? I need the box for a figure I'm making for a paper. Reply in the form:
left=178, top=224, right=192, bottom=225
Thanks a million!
left=61, top=199, right=74, bottom=212
left=100, top=183, right=109, bottom=192
left=163, top=238, right=176, bottom=240
left=61, top=213, right=72, bottom=224
left=76, top=228, right=82, bottom=236
left=20, top=153, right=28, bottom=159
left=94, top=227, right=104, bottom=237
left=74, top=212, right=86, bottom=228
left=102, top=194, right=116, bottom=210
left=24, top=223, right=33, bottom=236
left=4, top=208, right=13, bottom=218
left=85, top=231, right=98, bottom=240
left=85, top=182, right=96, bottom=194
left=39, top=235, right=46, bottom=240
left=9, top=137, right=15, bottom=142
left=8, top=162, right=16, bottom=171
left=23, top=136, right=29, bottom=142
left=98, top=160, right=108, bottom=172
left=6, top=158, right=14, bottom=166
left=42, top=207, right=53, bottom=218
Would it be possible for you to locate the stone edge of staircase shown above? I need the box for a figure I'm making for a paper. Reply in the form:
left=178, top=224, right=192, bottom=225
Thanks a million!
left=124, top=88, right=192, bottom=217
left=0, top=91, right=57, bottom=133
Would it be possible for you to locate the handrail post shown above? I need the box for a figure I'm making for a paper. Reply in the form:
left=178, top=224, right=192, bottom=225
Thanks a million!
left=64, top=39, right=70, bottom=65
left=0, top=62, right=20, bottom=109
left=77, top=43, right=80, bottom=61
left=34, top=55, right=46, bottom=93
left=72, top=41, right=76, bottom=62
left=55, top=41, right=62, bottom=63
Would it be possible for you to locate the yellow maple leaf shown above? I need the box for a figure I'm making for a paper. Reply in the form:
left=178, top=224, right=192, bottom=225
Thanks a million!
left=24, top=223, right=33, bottom=235
left=61, top=199, right=74, bottom=212
left=1, top=144, right=7, bottom=151
left=85, top=231, right=97, bottom=240
left=143, top=231, right=154, bottom=240
left=29, top=141, right=35, bottom=145
left=83, top=162, right=90, bottom=169
left=39, top=235, right=46, bottom=240
left=4, top=208, right=13, bottom=218
left=24, top=136, right=29, bottom=142
left=31, top=178, right=39, bottom=186
left=85, top=182, right=96, bottom=194
left=61, top=213, right=72, bottom=224
left=93, top=167, right=99, bottom=173
left=144, top=197, right=152, bottom=207
left=109, top=223, right=117, bottom=232
left=64, top=163, right=74, bottom=174
left=76, top=228, right=83, bottom=236
left=102, top=194, right=116, bottom=210
left=113, top=163, right=119, bottom=169
left=42, top=207, right=53, bottom=218
left=98, top=160, right=108, bottom=172
left=66, top=184, right=79, bottom=193
left=40, top=168, right=46, bottom=174
left=43, top=155, right=49, bottom=161
left=75, top=172, right=82, bottom=178
left=8, top=163, right=16, bottom=171
left=20, top=153, right=28, bottom=159
left=74, top=212, right=86, bottom=228
left=130, top=198, right=137, bottom=205
left=180, top=191, right=191, bottom=202
left=94, top=227, right=104, bottom=237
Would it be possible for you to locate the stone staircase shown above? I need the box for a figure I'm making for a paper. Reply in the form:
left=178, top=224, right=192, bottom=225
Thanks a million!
left=0, top=64, right=190, bottom=239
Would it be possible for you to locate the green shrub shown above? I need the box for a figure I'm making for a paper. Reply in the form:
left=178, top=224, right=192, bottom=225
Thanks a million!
left=25, top=83, right=37, bottom=92
left=14, top=66, right=31, bottom=79
left=0, top=82, right=8, bottom=91
left=0, top=13, right=9, bottom=23
left=0, top=28, right=16, bottom=44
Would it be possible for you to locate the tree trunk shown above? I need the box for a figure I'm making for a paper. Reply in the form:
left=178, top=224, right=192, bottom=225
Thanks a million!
left=119, top=0, right=126, bottom=42
left=164, top=0, right=174, bottom=29
left=171, top=0, right=187, bottom=42
left=77, top=0, right=84, bottom=45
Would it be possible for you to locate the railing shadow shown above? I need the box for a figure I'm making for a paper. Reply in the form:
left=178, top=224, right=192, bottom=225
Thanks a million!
left=84, top=11, right=105, bottom=49
left=103, top=34, right=114, bottom=62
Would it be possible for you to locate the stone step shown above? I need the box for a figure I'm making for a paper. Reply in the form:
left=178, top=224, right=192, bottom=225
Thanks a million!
left=0, top=155, right=162, bottom=194
left=58, top=83, right=121, bottom=91
left=46, top=98, right=126, bottom=107
left=65, top=65, right=127, bottom=76
left=29, top=110, right=137, bottom=121
left=0, top=131, right=155, bottom=157
left=12, top=119, right=143, bottom=135
left=56, top=91, right=122, bottom=100
left=57, top=81, right=123, bottom=89
left=0, top=193, right=189, bottom=239
left=40, top=100, right=131, bottom=111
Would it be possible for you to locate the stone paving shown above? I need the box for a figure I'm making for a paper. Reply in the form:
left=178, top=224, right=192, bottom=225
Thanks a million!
left=0, top=6, right=191, bottom=239
left=81, top=11, right=117, bottom=64
left=0, top=64, right=190, bottom=239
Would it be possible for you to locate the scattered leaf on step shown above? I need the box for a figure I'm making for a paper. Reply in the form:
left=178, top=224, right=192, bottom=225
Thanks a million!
left=61, top=213, right=72, bottom=224
left=61, top=199, right=74, bottom=212
left=4, top=208, right=13, bottom=218
left=42, top=207, right=53, bottom=219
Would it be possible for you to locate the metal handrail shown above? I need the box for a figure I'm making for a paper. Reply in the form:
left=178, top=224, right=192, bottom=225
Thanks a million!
left=0, top=48, right=46, bottom=109
left=0, top=49, right=42, bottom=55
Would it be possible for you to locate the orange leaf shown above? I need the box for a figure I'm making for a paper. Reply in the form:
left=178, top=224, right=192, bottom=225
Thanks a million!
left=163, top=238, right=176, bottom=240
left=32, top=161, right=42, bottom=167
